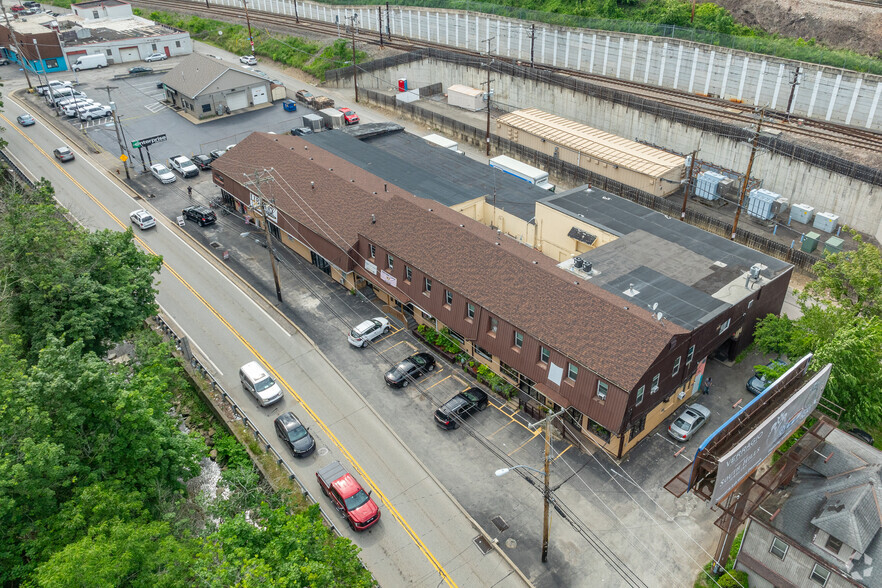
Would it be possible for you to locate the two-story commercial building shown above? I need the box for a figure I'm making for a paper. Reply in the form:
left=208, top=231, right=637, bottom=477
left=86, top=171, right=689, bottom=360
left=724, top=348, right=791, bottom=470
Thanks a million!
left=211, top=130, right=792, bottom=458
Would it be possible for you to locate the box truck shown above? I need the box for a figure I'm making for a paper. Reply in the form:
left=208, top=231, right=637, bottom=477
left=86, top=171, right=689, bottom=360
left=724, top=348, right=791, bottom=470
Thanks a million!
left=72, top=54, right=108, bottom=71
left=489, top=155, right=556, bottom=191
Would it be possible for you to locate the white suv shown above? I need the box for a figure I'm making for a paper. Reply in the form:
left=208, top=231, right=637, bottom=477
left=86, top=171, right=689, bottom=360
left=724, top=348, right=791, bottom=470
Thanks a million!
left=62, top=100, right=97, bottom=117
left=347, top=317, right=391, bottom=347
left=79, top=104, right=112, bottom=120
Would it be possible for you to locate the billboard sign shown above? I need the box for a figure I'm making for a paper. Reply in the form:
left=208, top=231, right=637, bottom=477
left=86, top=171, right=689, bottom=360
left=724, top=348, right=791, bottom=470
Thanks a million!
left=711, top=362, right=832, bottom=504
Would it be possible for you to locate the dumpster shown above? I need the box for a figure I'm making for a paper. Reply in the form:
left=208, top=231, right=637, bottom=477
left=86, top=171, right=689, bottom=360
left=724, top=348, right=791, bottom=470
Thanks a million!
left=282, top=99, right=297, bottom=112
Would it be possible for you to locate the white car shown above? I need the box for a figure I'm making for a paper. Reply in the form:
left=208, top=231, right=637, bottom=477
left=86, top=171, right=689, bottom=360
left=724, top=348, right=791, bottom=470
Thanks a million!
left=62, top=100, right=97, bottom=117
left=143, top=52, right=167, bottom=62
left=347, top=317, right=391, bottom=347
left=55, top=94, right=89, bottom=108
left=79, top=104, right=112, bottom=120
left=37, top=80, right=72, bottom=96
left=150, top=163, right=176, bottom=184
left=239, top=55, right=257, bottom=66
left=130, top=209, right=156, bottom=230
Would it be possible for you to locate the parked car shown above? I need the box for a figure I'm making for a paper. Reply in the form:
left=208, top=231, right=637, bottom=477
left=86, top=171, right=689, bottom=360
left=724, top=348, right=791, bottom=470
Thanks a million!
left=746, top=359, right=788, bottom=395
left=291, top=127, right=313, bottom=136
left=274, top=411, right=316, bottom=457
left=10, top=5, right=26, bottom=12
left=239, top=361, right=284, bottom=407
left=79, top=104, right=112, bottom=121
left=143, top=52, right=167, bottom=62
left=347, top=317, right=390, bottom=347
left=668, top=403, right=711, bottom=442
left=295, top=89, right=313, bottom=104
left=847, top=428, right=875, bottom=446
left=239, top=55, right=257, bottom=66
left=167, top=155, right=199, bottom=178
left=191, top=154, right=213, bottom=170
left=208, top=149, right=227, bottom=161
left=128, top=66, right=153, bottom=74
left=16, top=114, right=35, bottom=126
left=0, top=58, right=10, bottom=66
left=150, top=163, right=176, bottom=184
left=62, top=100, right=96, bottom=117
left=181, top=205, right=216, bottom=226
left=56, top=95, right=92, bottom=109
left=384, top=352, right=436, bottom=388
left=36, top=80, right=71, bottom=96
left=53, top=146, right=74, bottom=162
left=434, top=387, right=488, bottom=429
left=129, top=209, right=156, bottom=230
left=338, top=107, right=360, bottom=125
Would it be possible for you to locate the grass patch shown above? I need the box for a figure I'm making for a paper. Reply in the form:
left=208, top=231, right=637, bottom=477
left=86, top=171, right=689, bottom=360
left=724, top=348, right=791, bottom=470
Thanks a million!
left=695, top=530, right=750, bottom=587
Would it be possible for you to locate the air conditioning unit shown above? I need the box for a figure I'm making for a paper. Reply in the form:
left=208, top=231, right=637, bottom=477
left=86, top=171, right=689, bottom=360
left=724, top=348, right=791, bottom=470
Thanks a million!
left=677, top=390, right=686, bottom=399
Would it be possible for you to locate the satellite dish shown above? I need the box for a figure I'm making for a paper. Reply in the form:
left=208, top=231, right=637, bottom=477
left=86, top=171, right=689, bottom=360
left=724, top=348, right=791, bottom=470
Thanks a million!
left=652, top=303, right=658, bottom=311
left=656, top=312, right=663, bottom=321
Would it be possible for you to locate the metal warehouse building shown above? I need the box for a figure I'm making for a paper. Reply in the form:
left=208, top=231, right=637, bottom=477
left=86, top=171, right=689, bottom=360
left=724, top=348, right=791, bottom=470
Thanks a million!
left=496, top=108, right=686, bottom=196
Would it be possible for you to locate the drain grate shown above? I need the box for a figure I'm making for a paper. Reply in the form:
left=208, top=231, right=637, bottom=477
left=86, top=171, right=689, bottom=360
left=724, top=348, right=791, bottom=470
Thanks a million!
left=209, top=241, right=222, bottom=249
left=473, top=535, right=493, bottom=555
left=491, top=515, right=509, bottom=532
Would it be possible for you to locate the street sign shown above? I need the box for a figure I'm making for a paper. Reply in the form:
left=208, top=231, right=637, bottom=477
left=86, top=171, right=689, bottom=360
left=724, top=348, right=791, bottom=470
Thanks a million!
left=132, top=134, right=167, bottom=149
left=119, top=154, right=128, bottom=162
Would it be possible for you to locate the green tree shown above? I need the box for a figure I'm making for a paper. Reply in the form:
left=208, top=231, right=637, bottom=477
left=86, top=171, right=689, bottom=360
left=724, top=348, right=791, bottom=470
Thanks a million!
left=803, top=232, right=882, bottom=319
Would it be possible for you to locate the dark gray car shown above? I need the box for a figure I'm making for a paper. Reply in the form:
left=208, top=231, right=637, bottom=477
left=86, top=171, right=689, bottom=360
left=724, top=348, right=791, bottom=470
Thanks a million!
left=274, top=411, right=316, bottom=457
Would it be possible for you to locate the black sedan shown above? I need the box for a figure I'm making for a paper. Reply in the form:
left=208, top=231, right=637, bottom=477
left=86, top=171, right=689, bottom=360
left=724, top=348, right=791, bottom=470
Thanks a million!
left=191, top=154, right=213, bottom=170
left=128, top=66, right=153, bottom=74
left=274, top=411, right=316, bottom=457
left=434, top=387, right=489, bottom=430
left=384, top=352, right=436, bottom=388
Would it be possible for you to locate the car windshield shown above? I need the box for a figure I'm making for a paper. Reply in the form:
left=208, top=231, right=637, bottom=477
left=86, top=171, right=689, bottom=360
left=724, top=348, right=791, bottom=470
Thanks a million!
left=673, top=418, right=691, bottom=430
left=461, top=390, right=479, bottom=403
left=58, top=148, right=70, bottom=154
left=285, top=424, right=309, bottom=442
left=254, top=376, right=276, bottom=392
left=344, top=489, right=371, bottom=511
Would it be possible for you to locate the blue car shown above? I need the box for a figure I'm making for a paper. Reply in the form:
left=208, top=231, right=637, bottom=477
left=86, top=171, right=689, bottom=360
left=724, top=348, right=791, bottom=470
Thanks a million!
left=17, top=114, right=35, bottom=126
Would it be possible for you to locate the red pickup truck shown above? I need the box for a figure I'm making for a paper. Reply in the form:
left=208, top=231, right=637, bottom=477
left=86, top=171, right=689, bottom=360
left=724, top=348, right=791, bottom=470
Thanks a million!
left=316, top=461, right=380, bottom=531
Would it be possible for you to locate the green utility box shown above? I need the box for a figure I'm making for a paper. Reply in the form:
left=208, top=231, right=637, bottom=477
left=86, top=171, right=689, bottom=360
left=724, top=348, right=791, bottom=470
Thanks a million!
left=824, top=236, right=844, bottom=255
left=801, top=232, right=820, bottom=253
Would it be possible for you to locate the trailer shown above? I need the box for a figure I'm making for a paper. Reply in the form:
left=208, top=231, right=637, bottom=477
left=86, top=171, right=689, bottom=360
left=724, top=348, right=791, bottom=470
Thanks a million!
left=447, top=84, right=483, bottom=111
left=301, top=113, right=323, bottom=132
left=318, top=108, right=344, bottom=130
left=489, top=155, right=556, bottom=191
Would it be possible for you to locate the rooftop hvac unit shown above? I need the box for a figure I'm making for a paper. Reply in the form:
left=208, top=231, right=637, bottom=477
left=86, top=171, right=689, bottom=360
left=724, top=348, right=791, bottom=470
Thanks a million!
left=749, top=263, right=762, bottom=281
left=813, top=212, right=839, bottom=233
left=790, top=203, right=815, bottom=225
left=694, top=171, right=725, bottom=201
left=573, top=257, right=584, bottom=269
left=582, top=261, right=593, bottom=274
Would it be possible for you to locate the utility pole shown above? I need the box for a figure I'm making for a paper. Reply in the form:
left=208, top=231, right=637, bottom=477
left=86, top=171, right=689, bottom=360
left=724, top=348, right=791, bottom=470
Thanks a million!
left=530, top=24, right=536, bottom=68
left=0, top=0, right=33, bottom=89
left=731, top=108, right=765, bottom=240
left=386, top=2, right=391, bottom=41
left=293, top=0, right=299, bottom=23
left=242, top=0, right=255, bottom=56
left=378, top=6, right=383, bottom=47
left=481, top=37, right=494, bottom=156
left=691, top=0, right=696, bottom=23
left=347, top=14, right=358, bottom=103
left=31, top=39, right=45, bottom=89
left=785, top=67, right=802, bottom=121
left=245, top=170, right=284, bottom=304
left=96, top=85, right=131, bottom=180
left=526, top=407, right=565, bottom=563
left=680, top=149, right=698, bottom=221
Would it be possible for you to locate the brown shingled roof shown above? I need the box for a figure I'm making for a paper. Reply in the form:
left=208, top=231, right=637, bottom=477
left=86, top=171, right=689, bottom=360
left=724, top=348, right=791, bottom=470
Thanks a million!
left=214, top=132, right=681, bottom=390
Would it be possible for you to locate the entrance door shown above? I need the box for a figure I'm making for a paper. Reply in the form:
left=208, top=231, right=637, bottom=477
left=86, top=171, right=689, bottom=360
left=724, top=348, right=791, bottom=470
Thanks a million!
left=163, top=46, right=170, bottom=57
left=310, top=252, right=331, bottom=275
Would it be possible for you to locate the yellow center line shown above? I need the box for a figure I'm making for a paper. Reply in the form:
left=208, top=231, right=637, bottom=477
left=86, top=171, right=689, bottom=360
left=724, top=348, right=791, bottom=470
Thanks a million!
left=3, top=114, right=457, bottom=587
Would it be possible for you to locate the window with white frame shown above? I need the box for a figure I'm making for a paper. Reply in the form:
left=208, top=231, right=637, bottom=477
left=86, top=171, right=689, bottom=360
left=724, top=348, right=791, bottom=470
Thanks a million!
left=686, top=345, right=695, bottom=366
left=597, top=381, right=608, bottom=400
left=405, top=266, right=412, bottom=282
left=387, top=254, right=393, bottom=269
left=424, top=277, right=431, bottom=294
left=719, top=318, right=731, bottom=335
left=467, top=303, right=475, bottom=319
left=514, top=332, right=523, bottom=348
left=651, top=373, right=660, bottom=393
left=635, top=385, right=645, bottom=406
left=810, top=564, right=830, bottom=586
left=672, top=357, right=681, bottom=376
left=445, top=290, right=453, bottom=305
left=540, top=347, right=549, bottom=364
left=368, top=244, right=375, bottom=259
left=769, top=537, right=789, bottom=560
left=567, top=363, right=578, bottom=381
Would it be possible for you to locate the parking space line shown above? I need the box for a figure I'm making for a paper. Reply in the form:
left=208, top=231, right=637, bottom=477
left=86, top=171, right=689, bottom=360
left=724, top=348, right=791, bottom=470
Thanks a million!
left=424, top=373, right=452, bottom=391
left=552, top=443, right=573, bottom=462
left=489, top=403, right=535, bottom=433
left=378, top=339, right=413, bottom=354
left=507, top=427, right=544, bottom=456
left=453, top=375, right=468, bottom=388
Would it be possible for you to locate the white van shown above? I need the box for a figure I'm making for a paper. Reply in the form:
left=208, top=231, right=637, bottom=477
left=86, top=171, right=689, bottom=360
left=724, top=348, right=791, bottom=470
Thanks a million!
left=239, top=361, right=284, bottom=407
left=72, top=54, right=108, bottom=71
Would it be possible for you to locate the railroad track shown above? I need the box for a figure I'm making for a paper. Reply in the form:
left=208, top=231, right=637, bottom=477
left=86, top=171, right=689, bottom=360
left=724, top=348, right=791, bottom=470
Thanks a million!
left=135, top=0, right=882, bottom=154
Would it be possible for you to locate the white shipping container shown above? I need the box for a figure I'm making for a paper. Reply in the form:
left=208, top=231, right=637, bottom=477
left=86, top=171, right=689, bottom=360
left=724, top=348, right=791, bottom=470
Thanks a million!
left=447, top=84, right=483, bottom=111
left=423, top=134, right=464, bottom=154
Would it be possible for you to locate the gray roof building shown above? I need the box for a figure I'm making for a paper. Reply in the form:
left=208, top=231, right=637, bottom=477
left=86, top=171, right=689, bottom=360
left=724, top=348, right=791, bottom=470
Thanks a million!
left=160, top=53, right=272, bottom=119
left=736, top=429, right=882, bottom=587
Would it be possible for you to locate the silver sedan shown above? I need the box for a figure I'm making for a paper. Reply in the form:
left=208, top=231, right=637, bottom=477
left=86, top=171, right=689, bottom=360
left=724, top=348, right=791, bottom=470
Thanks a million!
left=667, top=403, right=711, bottom=442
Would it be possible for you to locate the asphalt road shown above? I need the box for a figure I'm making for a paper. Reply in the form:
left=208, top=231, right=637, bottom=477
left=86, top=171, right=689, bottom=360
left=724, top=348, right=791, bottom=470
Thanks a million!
left=0, top=85, right=528, bottom=588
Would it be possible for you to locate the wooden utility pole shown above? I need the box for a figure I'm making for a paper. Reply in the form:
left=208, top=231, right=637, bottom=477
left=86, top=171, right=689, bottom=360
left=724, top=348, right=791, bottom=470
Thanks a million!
left=348, top=14, right=358, bottom=103
left=386, top=2, right=392, bottom=42
left=530, top=24, right=536, bottom=68
left=529, top=407, right=564, bottom=563
left=0, top=0, right=33, bottom=89
left=96, top=85, right=131, bottom=179
left=242, top=0, right=255, bottom=56
left=293, top=0, right=299, bottom=23
left=482, top=37, right=494, bottom=156
left=246, top=170, right=284, bottom=303
left=731, top=108, right=765, bottom=240
left=378, top=6, right=383, bottom=47
left=785, top=67, right=802, bottom=121
left=680, top=149, right=698, bottom=221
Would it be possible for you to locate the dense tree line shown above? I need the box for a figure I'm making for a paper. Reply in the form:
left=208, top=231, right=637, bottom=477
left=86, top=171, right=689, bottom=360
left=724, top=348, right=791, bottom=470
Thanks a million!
left=0, top=180, right=374, bottom=585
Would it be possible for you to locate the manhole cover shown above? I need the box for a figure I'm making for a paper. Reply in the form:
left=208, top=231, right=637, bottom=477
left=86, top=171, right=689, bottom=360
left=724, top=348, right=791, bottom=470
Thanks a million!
left=317, top=447, right=329, bottom=456
left=473, top=535, right=492, bottom=555
left=505, top=538, right=517, bottom=549
left=209, top=241, right=222, bottom=249
left=491, top=515, right=509, bottom=532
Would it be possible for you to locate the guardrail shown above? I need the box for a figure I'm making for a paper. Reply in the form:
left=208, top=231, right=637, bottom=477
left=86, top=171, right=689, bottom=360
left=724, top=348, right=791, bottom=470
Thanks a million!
left=0, top=149, right=35, bottom=188
left=150, top=314, right=344, bottom=535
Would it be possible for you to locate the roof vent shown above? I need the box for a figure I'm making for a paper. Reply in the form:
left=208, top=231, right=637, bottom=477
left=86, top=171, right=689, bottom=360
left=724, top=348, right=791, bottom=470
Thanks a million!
left=329, top=168, right=333, bottom=171
left=532, top=260, right=538, bottom=264
left=749, top=263, right=763, bottom=281
left=459, top=224, right=464, bottom=227
left=623, top=283, right=640, bottom=297
left=351, top=179, right=355, bottom=182
left=574, top=281, right=579, bottom=285
left=582, top=261, right=593, bottom=274
left=495, top=242, right=500, bottom=245
left=602, top=196, right=611, bottom=201
left=371, top=214, right=376, bottom=224
left=573, top=257, right=584, bottom=269
left=428, top=208, right=433, bottom=212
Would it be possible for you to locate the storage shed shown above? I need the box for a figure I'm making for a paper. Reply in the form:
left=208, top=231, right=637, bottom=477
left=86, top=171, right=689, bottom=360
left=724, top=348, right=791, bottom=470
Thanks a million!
left=447, top=84, right=484, bottom=111
left=495, top=108, right=686, bottom=196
